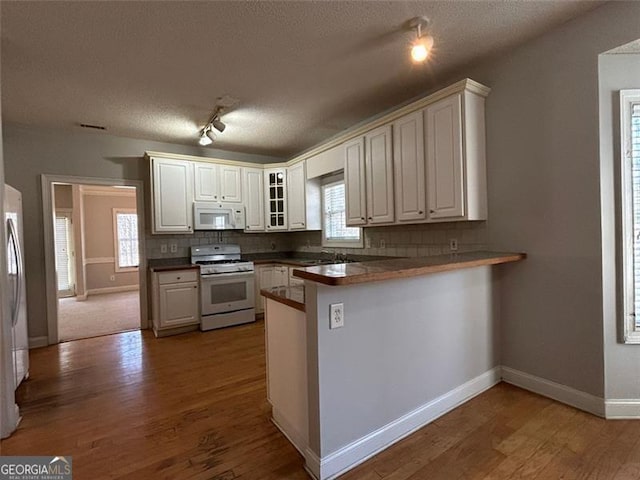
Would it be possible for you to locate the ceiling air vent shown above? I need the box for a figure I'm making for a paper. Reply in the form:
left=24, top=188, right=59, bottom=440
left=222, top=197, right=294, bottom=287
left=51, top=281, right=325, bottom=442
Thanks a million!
left=79, top=123, right=106, bottom=130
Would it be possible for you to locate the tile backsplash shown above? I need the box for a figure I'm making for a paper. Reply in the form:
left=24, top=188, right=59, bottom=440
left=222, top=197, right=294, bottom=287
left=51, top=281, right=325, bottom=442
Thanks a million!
left=290, top=221, right=488, bottom=257
left=145, top=230, right=295, bottom=259
left=146, top=221, right=487, bottom=260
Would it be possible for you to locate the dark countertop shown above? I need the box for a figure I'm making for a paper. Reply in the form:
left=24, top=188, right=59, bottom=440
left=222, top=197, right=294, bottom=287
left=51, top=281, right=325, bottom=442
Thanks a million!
left=149, top=264, right=200, bottom=273
left=292, top=251, right=526, bottom=286
left=243, top=251, right=395, bottom=266
left=260, top=286, right=305, bottom=312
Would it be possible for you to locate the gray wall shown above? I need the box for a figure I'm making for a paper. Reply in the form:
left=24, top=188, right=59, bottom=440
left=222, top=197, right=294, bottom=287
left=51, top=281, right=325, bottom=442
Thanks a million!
left=457, top=1, right=640, bottom=398
left=599, top=53, right=640, bottom=400
left=307, top=266, right=499, bottom=455
left=2, top=122, right=282, bottom=339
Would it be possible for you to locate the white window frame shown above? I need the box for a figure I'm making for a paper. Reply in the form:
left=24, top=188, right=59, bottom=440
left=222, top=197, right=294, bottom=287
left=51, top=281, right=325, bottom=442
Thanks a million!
left=113, top=208, right=139, bottom=272
left=54, top=208, right=75, bottom=297
left=321, top=178, right=363, bottom=248
left=621, top=89, right=640, bottom=343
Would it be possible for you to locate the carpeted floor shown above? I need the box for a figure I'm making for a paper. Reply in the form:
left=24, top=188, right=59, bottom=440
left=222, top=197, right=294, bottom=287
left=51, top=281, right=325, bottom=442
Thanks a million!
left=58, top=290, right=140, bottom=342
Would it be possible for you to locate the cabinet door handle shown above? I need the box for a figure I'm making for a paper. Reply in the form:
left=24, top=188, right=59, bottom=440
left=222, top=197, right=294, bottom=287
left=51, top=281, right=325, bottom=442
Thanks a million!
left=419, top=210, right=424, bottom=214
left=177, top=277, right=181, bottom=280
left=193, top=286, right=197, bottom=289
left=361, top=217, right=365, bottom=220
left=429, top=210, right=435, bottom=214
left=222, top=196, right=225, bottom=199
left=368, top=217, right=373, bottom=220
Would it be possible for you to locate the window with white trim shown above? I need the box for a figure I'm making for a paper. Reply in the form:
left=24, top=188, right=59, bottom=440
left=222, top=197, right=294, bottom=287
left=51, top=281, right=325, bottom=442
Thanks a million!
left=322, top=180, right=363, bottom=248
left=113, top=208, right=139, bottom=271
left=621, top=89, right=640, bottom=342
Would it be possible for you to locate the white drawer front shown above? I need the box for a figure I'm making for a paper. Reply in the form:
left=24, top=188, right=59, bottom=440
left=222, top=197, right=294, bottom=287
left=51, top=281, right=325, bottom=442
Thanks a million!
left=158, top=270, right=198, bottom=285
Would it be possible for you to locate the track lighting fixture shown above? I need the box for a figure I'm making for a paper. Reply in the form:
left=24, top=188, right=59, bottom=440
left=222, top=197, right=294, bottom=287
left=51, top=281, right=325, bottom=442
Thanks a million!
left=408, top=17, right=434, bottom=63
left=212, top=118, right=226, bottom=133
left=206, top=128, right=217, bottom=142
left=199, top=127, right=213, bottom=146
left=197, top=104, right=229, bottom=145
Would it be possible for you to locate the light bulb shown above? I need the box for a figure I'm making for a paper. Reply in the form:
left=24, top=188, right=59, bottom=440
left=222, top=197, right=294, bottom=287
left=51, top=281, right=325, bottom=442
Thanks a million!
left=410, top=35, right=434, bottom=63
left=199, top=131, right=213, bottom=146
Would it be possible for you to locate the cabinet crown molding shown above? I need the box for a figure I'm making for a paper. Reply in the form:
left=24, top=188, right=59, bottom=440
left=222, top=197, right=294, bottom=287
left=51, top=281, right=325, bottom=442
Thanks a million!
left=145, top=78, right=489, bottom=171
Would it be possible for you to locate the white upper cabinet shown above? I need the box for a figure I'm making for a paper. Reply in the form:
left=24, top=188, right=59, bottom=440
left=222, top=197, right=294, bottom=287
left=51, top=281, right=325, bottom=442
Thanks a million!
left=264, top=168, right=288, bottom=231
left=424, top=90, right=487, bottom=221
left=219, top=165, right=243, bottom=203
left=193, top=162, right=218, bottom=202
left=151, top=157, right=193, bottom=234
left=244, top=167, right=265, bottom=232
left=287, top=162, right=307, bottom=230
left=344, top=138, right=367, bottom=226
left=425, top=94, right=464, bottom=219
left=365, top=124, right=394, bottom=224
left=194, top=162, right=243, bottom=203
left=393, top=111, right=426, bottom=222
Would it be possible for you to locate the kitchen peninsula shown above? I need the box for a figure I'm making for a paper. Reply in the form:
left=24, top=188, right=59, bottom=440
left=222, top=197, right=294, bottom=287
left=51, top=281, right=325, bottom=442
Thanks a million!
left=262, top=251, right=525, bottom=480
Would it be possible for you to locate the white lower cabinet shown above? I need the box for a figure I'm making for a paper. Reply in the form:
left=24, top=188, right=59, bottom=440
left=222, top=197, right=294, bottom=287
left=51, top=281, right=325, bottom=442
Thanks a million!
left=255, top=263, right=300, bottom=314
left=255, top=264, right=274, bottom=314
left=151, top=269, right=200, bottom=337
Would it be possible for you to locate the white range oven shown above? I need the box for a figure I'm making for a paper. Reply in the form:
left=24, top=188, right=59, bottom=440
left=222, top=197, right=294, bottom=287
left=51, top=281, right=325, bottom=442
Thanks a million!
left=191, top=244, right=255, bottom=330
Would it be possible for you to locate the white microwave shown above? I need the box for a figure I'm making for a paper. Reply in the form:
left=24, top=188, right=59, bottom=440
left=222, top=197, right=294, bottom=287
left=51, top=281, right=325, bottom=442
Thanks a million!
left=194, top=202, right=246, bottom=230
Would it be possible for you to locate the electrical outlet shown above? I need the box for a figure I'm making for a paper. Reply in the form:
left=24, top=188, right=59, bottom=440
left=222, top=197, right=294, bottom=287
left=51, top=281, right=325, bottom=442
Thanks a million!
left=160, top=244, right=168, bottom=253
left=449, top=238, right=458, bottom=251
left=109, top=275, right=115, bottom=282
left=170, top=244, right=177, bottom=253
left=330, top=303, right=344, bottom=329
left=380, top=239, right=386, bottom=249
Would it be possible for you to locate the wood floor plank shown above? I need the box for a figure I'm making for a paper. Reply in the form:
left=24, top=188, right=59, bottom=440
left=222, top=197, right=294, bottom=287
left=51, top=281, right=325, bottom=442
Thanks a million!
left=3, top=321, right=640, bottom=480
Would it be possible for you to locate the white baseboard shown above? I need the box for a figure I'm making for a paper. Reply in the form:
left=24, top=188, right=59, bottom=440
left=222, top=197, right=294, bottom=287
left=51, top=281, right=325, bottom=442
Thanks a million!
left=308, top=366, right=502, bottom=480
left=28, top=336, right=48, bottom=349
left=605, top=399, right=640, bottom=418
left=85, top=285, right=139, bottom=296
left=501, top=366, right=605, bottom=417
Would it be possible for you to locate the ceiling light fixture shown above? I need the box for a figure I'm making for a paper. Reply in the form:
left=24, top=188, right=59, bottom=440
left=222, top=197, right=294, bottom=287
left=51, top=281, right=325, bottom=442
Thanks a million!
left=199, top=127, right=213, bottom=146
left=212, top=118, right=226, bottom=133
left=408, top=16, right=434, bottom=63
left=198, top=104, right=229, bottom=145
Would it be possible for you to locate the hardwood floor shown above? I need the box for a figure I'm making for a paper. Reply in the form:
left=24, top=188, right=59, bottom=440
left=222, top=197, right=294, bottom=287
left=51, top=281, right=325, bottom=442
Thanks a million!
left=2, top=320, right=639, bottom=479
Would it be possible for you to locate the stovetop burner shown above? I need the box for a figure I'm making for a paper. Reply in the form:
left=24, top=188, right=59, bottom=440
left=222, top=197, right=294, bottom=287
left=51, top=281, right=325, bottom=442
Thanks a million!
left=195, top=259, right=245, bottom=265
left=191, top=244, right=254, bottom=275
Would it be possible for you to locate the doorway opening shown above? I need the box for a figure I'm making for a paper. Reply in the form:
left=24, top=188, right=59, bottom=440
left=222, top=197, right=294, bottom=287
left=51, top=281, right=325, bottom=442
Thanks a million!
left=50, top=182, right=144, bottom=342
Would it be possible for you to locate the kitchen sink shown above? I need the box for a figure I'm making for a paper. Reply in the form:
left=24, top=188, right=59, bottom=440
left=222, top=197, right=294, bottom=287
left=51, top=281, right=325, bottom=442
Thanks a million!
left=301, top=258, right=359, bottom=266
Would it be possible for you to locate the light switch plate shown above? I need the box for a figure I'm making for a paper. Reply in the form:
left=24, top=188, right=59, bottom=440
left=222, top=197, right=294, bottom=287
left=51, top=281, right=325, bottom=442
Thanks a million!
left=160, top=244, right=168, bottom=253
left=170, top=244, right=177, bottom=253
left=330, top=303, right=344, bottom=329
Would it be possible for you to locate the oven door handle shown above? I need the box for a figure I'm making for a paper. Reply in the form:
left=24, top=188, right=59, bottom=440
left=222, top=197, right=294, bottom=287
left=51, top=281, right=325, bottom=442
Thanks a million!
left=200, top=271, right=255, bottom=280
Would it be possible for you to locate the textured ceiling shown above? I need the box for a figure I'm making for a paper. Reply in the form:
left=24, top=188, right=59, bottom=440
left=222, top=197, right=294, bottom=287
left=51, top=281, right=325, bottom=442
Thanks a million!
left=1, top=1, right=604, bottom=158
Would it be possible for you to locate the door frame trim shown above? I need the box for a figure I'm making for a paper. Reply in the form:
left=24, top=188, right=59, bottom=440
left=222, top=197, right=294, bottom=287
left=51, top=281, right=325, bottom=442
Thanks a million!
left=42, top=174, right=148, bottom=345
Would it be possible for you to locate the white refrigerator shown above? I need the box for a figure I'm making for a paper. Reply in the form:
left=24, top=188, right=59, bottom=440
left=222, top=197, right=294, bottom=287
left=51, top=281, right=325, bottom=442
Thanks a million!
left=2, top=184, right=29, bottom=437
